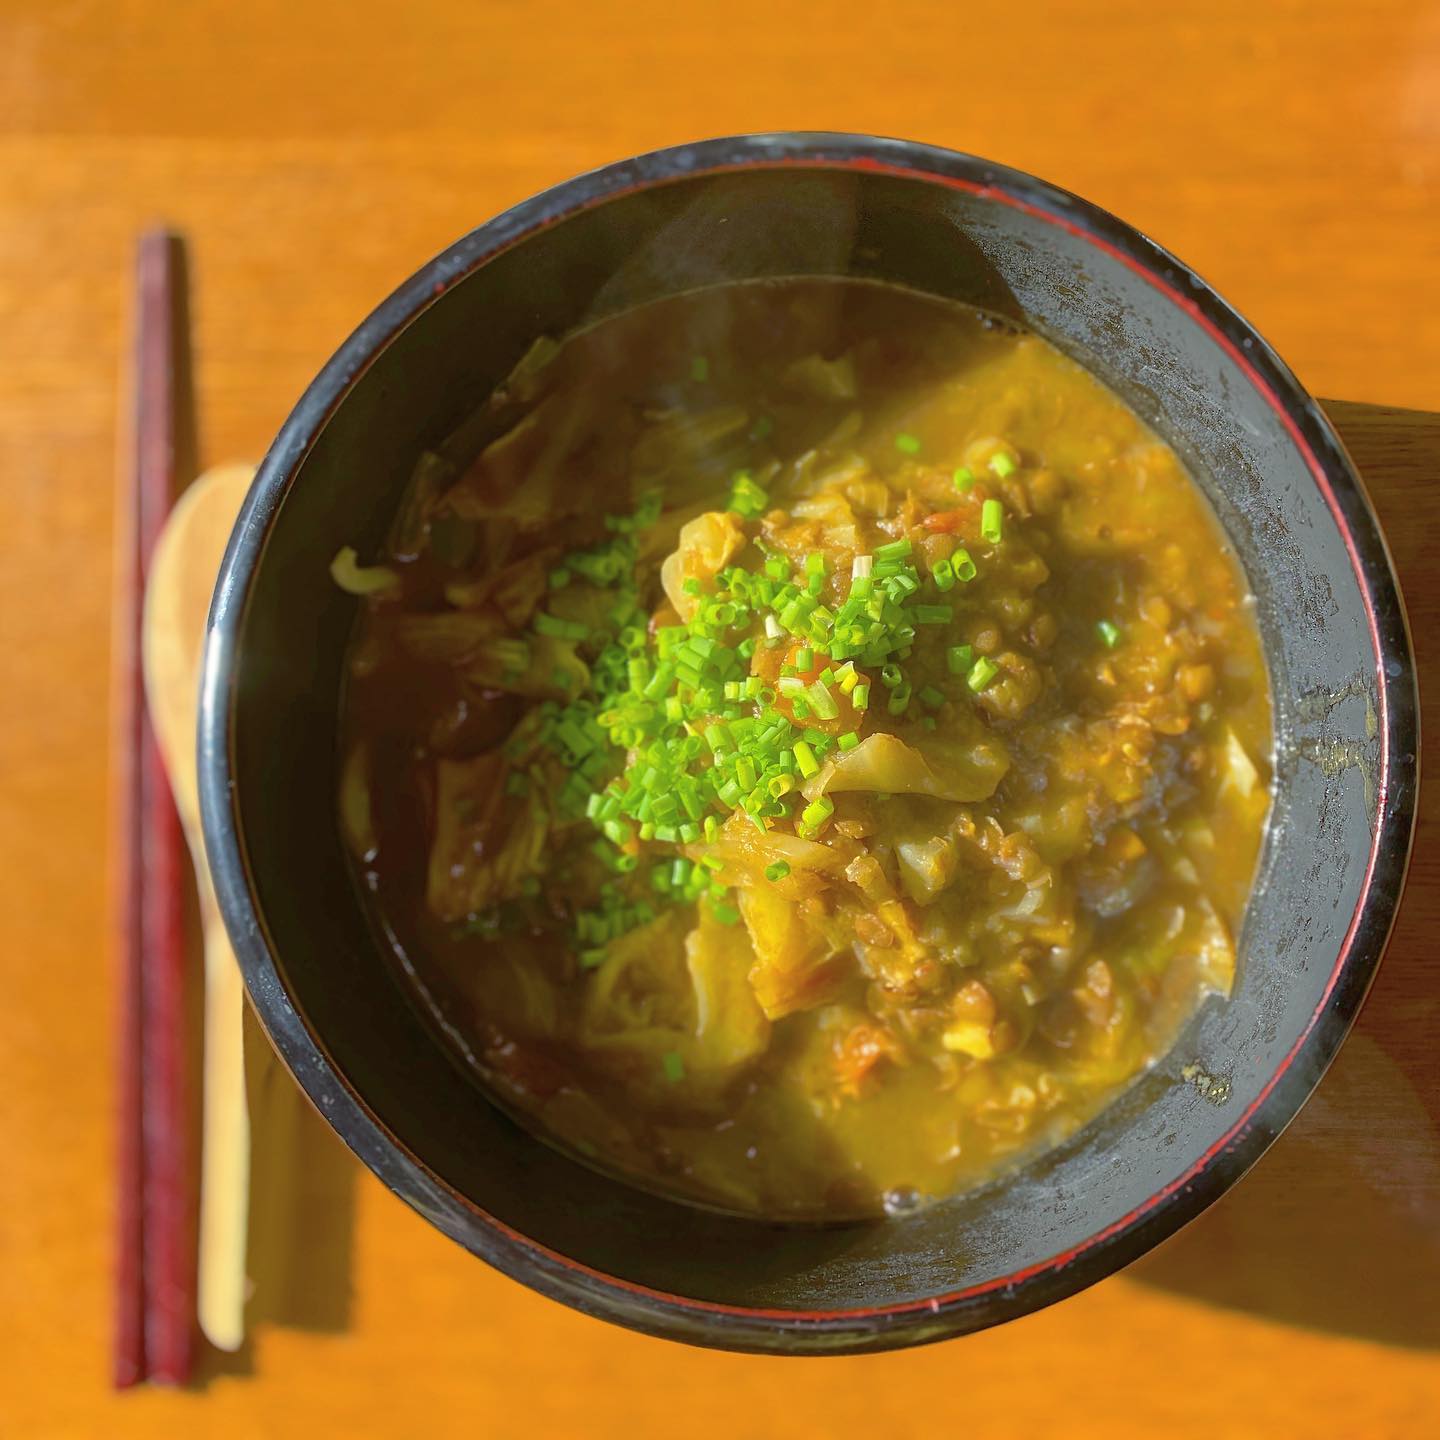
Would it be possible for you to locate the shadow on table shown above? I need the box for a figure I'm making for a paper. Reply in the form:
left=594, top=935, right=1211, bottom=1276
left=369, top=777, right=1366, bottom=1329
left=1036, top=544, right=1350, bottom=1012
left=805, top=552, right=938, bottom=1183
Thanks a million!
left=1133, top=401, right=1440, bottom=1350
left=194, top=1008, right=360, bottom=1385
left=1130, top=1022, right=1440, bottom=1349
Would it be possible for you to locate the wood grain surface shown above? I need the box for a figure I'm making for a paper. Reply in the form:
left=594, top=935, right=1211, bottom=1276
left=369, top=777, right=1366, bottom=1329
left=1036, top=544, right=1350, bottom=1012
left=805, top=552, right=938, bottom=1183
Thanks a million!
left=1, top=2, right=1436, bottom=1436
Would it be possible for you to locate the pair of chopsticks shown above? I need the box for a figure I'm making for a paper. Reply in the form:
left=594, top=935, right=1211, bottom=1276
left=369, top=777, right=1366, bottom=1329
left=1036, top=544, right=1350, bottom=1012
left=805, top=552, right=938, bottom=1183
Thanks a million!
left=113, top=230, right=196, bottom=1388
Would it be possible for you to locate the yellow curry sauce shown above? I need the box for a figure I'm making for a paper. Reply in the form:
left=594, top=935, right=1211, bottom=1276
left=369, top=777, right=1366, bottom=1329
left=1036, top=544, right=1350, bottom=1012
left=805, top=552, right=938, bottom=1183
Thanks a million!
left=337, top=280, right=1272, bottom=1219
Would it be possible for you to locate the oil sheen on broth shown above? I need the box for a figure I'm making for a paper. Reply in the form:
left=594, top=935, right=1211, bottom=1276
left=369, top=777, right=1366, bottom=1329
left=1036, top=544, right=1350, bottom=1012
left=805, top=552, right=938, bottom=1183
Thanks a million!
left=336, top=280, right=1272, bottom=1220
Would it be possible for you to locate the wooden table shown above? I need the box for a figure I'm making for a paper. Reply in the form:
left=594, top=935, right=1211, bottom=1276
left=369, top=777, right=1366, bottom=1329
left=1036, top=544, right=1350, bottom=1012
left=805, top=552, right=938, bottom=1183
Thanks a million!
left=2, top=2, right=1437, bottom=1434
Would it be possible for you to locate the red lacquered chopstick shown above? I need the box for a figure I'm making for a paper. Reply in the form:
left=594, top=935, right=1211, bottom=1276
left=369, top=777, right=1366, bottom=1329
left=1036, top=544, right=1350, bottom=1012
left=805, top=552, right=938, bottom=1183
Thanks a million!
left=113, top=229, right=196, bottom=1388
left=113, top=476, right=145, bottom=1388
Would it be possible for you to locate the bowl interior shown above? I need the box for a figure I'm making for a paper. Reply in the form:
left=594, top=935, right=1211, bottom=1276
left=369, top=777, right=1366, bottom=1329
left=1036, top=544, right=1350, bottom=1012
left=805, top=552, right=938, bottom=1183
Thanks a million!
left=207, top=146, right=1409, bottom=1347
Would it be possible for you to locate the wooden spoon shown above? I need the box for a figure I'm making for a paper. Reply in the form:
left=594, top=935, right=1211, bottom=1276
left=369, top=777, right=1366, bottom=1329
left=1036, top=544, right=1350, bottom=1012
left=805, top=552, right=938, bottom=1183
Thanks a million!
left=142, top=462, right=257, bottom=1353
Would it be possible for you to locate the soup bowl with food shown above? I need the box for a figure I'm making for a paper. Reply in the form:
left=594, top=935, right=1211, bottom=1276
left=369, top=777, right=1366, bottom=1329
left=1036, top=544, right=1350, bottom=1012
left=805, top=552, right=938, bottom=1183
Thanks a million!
left=200, top=133, right=1417, bottom=1352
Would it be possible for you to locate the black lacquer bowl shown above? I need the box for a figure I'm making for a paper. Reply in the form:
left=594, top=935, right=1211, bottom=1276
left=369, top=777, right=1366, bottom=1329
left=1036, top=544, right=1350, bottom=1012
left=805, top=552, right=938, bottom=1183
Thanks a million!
left=199, top=134, right=1418, bottom=1354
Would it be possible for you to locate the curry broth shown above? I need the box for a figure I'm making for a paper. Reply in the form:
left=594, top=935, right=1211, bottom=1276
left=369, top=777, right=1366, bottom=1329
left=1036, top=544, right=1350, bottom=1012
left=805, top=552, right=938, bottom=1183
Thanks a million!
left=338, top=280, right=1272, bottom=1219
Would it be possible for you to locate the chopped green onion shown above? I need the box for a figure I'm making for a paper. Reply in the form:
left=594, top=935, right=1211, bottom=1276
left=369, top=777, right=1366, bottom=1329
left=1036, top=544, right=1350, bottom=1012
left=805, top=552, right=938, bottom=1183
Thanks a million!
left=968, top=656, right=999, bottom=692
left=807, top=683, right=839, bottom=720
left=953, top=466, right=976, bottom=493
left=727, top=471, right=770, bottom=519
left=981, top=499, right=1004, bottom=544
left=516, top=483, right=1003, bottom=918
left=1097, top=619, right=1121, bottom=648
left=764, top=861, right=791, bottom=882
left=947, top=644, right=975, bottom=675
left=988, top=451, right=1017, bottom=479
left=951, top=548, right=977, bottom=582
left=712, top=902, right=740, bottom=927
left=690, top=355, right=709, bottom=382
left=919, top=685, right=945, bottom=709
left=800, top=795, right=835, bottom=829
left=534, top=612, right=588, bottom=641
left=554, top=720, right=594, bottom=757
left=894, top=432, right=921, bottom=455
left=662, top=1050, right=686, bottom=1082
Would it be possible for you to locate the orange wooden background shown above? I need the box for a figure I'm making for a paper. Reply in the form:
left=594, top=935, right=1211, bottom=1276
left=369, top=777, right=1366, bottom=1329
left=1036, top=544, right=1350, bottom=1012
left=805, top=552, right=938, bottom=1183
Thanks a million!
left=2, top=2, right=1438, bottom=1436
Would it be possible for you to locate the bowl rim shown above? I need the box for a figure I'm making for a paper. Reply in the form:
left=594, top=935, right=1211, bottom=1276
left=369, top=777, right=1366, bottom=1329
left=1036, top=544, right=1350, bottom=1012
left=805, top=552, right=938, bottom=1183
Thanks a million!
left=199, top=131, right=1419, bottom=1353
